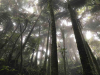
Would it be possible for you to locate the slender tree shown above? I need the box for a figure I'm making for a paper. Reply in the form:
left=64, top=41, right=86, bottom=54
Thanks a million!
left=43, top=19, right=50, bottom=75
left=48, top=0, right=58, bottom=75
left=47, top=27, right=52, bottom=75
left=60, top=28, right=67, bottom=75
left=47, top=38, right=51, bottom=75
left=30, top=49, right=35, bottom=67
left=34, top=24, right=41, bottom=68
left=19, top=19, right=23, bottom=75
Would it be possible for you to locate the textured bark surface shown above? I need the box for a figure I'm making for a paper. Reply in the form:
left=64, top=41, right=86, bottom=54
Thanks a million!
left=85, top=41, right=100, bottom=75
left=48, top=0, right=58, bottom=75
left=68, top=3, right=94, bottom=75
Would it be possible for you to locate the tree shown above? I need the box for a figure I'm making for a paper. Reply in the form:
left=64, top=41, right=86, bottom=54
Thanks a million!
left=67, top=2, right=94, bottom=75
left=60, top=28, right=67, bottom=75
left=48, top=0, right=58, bottom=75
left=43, top=19, right=50, bottom=75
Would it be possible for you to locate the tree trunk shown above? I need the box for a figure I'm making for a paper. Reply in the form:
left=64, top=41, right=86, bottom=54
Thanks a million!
left=19, top=19, right=23, bottom=75
left=60, top=28, right=67, bottom=75
left=34, top=24, right=41, bottom=68
left=85, top=41, right=100, bottom=75
left=47, top=29, right=52, bottom=75
left=40, top=39, right=45, bottom=66
left=43, top=19, right=50, bottom=75
left=48, top=0, right=58, bottom=75
left=77, top=13, right=100, bottom=75
left=47, top=40, right=51, bottom=75
left=68, top=3, right=93, bottom=75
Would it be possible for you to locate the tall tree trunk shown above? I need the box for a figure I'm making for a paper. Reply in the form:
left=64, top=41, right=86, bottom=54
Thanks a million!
left=77, top=13, right=100, bottom=75
left=85, top=41, right=100, bottom=75
left=43, top=20, right=50, bottom=75
left=48, top=0, right=58, bottom=75
left=60, top=28, right=66, bottom=75
left=40, top=39, right=45, bottom=66
left=47, top=28, right=52, bottom=75
left=19, top=19, right=23, bottom=75
left=67, top=3, right=94, bottom=75
left=47, top=38, right=51, bottom=75
left=34, top=24, right=41, bottom=68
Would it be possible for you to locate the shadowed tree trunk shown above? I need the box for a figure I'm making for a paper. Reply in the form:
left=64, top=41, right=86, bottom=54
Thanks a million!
left=60, top=28, right=67, bottom=75
left=67, top=3, right=94, bottom=75
left=48, top=0, right=58, bottom=75
left=19, top=19, right=23, bottom=75
left=77, top=13, right=100, bottom=75
left=47, top=39, right=51, bottom=75
left=43, top=19, right=50, bottom=75
left=47, top=28, right=52, bottom=75
left=85, top=41, right=100, bottom=75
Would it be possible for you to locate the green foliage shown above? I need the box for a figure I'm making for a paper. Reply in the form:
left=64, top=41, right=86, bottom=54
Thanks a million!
left=95, top=0, right=100, bottom=4
left=0, top=65, right=18, bottom=75
left=77, top=7, right=86, bottom=15
left=0, top=59, right=6, bottom=66
left=0, top=59, right=5, bottom=62
left=0, top=12, right=10, bottom=22
left=0, top=65, right=16, bottom=72
left=26, top=67, right=39, bottom=75
left=58, top=48, right=66, bottom=53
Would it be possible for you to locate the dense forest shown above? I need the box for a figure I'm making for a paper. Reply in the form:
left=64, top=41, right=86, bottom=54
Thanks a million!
left=0, top=0, right=100, bottom=75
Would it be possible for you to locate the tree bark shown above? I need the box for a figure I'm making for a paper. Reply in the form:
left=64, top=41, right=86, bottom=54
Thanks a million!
left=48, top=0, right=58, bottom=75
left=19, top=19, right=23, bottom=75
left=43, top=20, right=50, bottom=75
left=85, top=41, right=100, bottom=75
left=60, top=28, right=67, bottom=75
left=68, top=3, right=93, bottom=75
